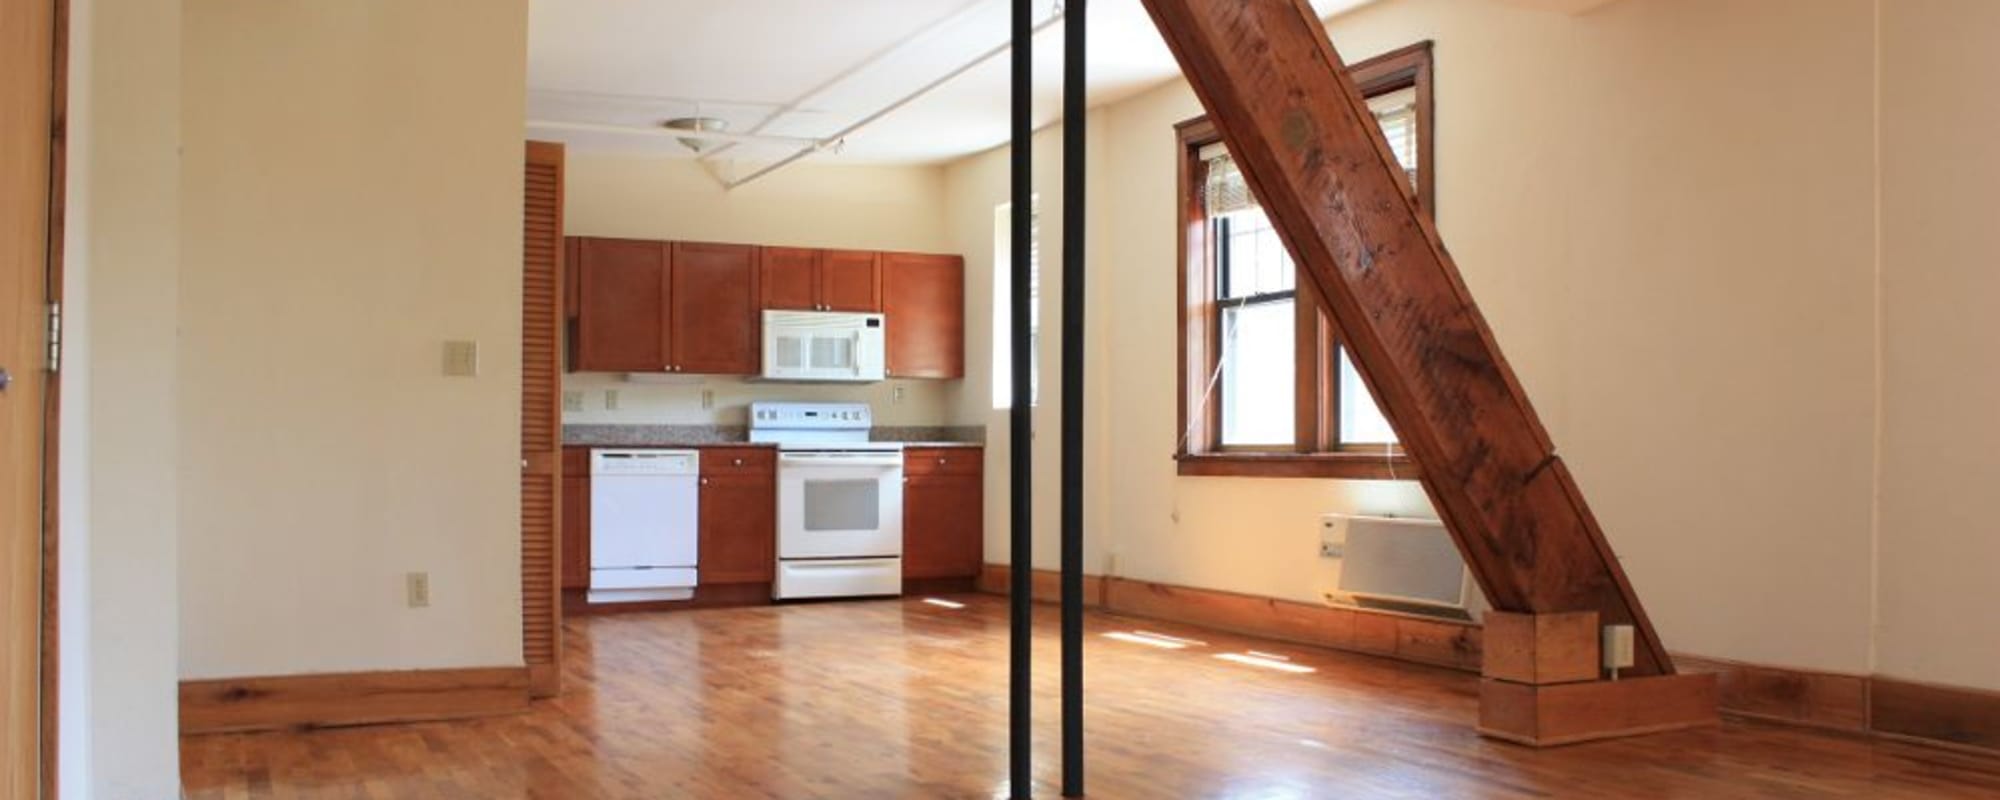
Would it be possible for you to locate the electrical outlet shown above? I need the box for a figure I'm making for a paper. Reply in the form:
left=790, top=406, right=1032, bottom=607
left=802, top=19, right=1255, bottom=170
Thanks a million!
left=1602, top=624, right=1635, bottom=676
left=892, top=386, right=907, bottom=404
left=561, top=391, right=583, bottom=412
left=701, top=389, right=714, bottom=409
left=406, top=572, right=431, bottom=608
left=442, top=340, right=479, bottom=377
left=604, top=389, right=619, bottom=411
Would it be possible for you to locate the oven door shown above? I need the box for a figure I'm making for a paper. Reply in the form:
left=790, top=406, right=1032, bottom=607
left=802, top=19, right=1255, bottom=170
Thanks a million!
left=777, top=450, right=904, bottom=559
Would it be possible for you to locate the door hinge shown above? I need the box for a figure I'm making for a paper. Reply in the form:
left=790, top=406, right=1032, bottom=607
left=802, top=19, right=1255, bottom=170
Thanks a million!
left=46, top=302, right=61, bottom=373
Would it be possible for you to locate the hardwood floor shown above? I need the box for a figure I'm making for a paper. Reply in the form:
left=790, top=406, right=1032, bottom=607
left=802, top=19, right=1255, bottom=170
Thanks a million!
left=182, top=595, right=2000, bottom=799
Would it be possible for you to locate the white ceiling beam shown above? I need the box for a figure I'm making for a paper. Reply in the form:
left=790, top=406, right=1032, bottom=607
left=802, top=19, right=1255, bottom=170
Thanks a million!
left=523, top=119, right=824, bottom=149
left=722, top=10, right=1067, bottom=191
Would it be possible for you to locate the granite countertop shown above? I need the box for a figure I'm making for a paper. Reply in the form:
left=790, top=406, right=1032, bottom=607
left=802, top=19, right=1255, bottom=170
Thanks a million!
left=563, top=424, right=985, bottom=449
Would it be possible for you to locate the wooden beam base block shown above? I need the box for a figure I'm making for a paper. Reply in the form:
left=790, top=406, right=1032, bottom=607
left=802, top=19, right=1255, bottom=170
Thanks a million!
left=1484, top=611, right=1600, bottom=685
left=1479, top=674, right=1720, bottom=747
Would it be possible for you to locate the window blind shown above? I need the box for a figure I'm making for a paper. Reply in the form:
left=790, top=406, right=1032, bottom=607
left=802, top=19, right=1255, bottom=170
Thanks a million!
left=1200, top=85, right=1419, bottom=211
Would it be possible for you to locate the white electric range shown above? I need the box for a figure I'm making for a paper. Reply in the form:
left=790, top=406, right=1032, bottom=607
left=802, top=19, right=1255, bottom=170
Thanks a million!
left=749, top=402, right=905, bottom=600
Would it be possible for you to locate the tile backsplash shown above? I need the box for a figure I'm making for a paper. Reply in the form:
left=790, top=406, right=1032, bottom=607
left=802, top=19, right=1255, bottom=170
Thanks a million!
left=561, top=372, right=956, bottom=427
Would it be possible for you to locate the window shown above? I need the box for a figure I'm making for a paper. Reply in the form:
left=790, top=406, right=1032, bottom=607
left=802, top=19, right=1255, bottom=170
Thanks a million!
left=992, top=197, right=1040, bottom=408
left=1176, top=42, right=1433, bottom=480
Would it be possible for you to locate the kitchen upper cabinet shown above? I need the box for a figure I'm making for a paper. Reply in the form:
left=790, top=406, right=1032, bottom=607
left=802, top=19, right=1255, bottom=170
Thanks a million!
left=572, top=237, right=670, bottom=373
left=902, top=447, right=984, bottom=580
left=699, top=447, right=777, bottom=585
left=819, top=250, right=882, bottom=312
left=759, top=247, right=881, bottom=312
left=671, top=242, right=760, bottom=375
left=881, top=252, right=965, bottom=379
left=759, top=246, right=819, bottom=311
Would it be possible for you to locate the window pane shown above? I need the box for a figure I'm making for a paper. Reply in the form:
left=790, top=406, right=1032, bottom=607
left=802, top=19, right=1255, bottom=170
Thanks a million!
left=1218, top=208, right=1294, bottom=299
left=1338, top=348, right=1398, bottom=445
left=1221, top=299, right=1295, bottom=446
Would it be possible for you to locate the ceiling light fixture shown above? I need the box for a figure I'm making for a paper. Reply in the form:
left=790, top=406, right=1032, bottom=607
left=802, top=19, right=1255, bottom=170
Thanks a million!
left=662, top=116, right=729, bottom=153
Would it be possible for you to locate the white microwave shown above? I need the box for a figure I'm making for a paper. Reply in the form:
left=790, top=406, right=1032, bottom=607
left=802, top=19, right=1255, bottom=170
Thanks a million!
left=760, top=310, right=887, bottom=383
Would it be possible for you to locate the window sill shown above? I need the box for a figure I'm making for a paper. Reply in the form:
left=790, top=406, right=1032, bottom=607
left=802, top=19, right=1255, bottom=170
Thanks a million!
left=1175, top=451, right=1420, bottom=481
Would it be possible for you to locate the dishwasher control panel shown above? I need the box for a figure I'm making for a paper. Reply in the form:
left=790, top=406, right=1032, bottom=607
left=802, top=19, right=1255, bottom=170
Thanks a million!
left=590, top=449, right=699, bottom=476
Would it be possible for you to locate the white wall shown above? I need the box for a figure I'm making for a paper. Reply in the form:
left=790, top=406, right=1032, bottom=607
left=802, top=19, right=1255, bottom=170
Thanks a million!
left=177, top=0, right=530, bottom=679
left=559, top=155, right=962, bottom=428
left=1877, top=0, right=2000, bottom=692
left=944, top=0, right=1882, bottom=675
left=64, top=0, right=184, bottom=793
left=940, top=121, right=1121, bottom=578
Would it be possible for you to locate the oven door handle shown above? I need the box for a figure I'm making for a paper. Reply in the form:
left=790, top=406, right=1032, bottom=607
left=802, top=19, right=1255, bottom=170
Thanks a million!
left=779, top=452, right=903, bottom=468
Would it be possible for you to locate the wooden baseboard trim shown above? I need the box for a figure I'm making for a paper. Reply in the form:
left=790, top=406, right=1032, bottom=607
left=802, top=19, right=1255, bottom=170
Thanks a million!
left=180, top=667, right=531, bottom=735
left=1871, top=676, right=2000, bottom=752
left=978, top=565, right=2000, bottom=755
left=977, top=564, right=1108, bottom=608
left=527, top=663, right=561, bottom=699
left=1670, top=653, right=1869, bottom=733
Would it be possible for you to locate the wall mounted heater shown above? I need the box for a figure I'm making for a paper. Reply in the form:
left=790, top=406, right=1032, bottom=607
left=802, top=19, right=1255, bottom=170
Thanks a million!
left=1322, top=514, right=1477, bottom=611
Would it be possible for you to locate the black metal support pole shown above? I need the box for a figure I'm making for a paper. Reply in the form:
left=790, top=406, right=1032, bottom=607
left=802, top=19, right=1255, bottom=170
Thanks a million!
left=1007, top=0, right=1033, bottom=798
left=1059, top=0, right=1087, bottom=797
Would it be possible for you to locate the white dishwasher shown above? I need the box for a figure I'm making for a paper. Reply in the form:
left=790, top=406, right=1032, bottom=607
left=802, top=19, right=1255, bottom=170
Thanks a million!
left=589, top=449, right=700, bottom=604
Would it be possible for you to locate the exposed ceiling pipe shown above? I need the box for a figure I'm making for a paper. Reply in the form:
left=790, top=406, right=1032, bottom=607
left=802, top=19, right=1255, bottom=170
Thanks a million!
left=524, top=119, right=824, bottom=149
left=701, top=0, right=993, bottom=164
left=725, top=11, right=1066, bottom=191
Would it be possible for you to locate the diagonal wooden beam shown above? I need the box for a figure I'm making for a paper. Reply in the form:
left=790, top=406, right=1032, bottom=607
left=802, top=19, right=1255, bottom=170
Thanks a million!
left=1139, top=0, right=1673, bottom=676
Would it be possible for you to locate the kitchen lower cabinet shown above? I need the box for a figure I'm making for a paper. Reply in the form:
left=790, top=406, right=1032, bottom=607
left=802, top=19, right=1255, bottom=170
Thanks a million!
left=560, top=448, right=591, bottom=590
left=698, top=447, right=778, bottom=585
left=901, top=447, right=985, bottom=579
left=561, top=445, right=779, bottom=598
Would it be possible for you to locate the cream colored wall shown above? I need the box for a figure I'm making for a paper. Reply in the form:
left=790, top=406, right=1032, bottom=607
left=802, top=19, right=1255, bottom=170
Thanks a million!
left=560, top=155, right=961, bottom=427
left=66, top=0, right=185, bottom=792
left=1877, top=0, right=2000, bottom=692
left=941, top=121, right=1118, bottom=576
left=945, top=0, right=1882, bottom=675
left=177, top=0, right=530, bottom=679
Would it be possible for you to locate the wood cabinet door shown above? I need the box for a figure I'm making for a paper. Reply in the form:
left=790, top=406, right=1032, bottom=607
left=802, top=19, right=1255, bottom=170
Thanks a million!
left=574, top=237, right=670, bottom=372
left=671, top=242, right=760, bottom=374
left=819, top=249, right=882, bottom=312
left=699, top=453, right=776, bottom=585
left=759, top=246, right=819, bottom=311
left=903, top=472, right=984, bottom=579
left=560, top=473, right=591, bottom=590
left=881, top=252, right=965, bottom=378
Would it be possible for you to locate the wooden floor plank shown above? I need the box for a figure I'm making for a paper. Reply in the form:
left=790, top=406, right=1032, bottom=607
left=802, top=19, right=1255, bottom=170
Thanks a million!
left=179, top=597, right=2000, bottom=799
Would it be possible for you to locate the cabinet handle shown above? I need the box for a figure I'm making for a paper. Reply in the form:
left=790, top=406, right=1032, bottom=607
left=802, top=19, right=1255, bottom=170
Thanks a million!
left=700, top=478, right=709, bottom=486
left=733, top=458, right=744, bottom=466
left=938, top=458, right=947, bottom=465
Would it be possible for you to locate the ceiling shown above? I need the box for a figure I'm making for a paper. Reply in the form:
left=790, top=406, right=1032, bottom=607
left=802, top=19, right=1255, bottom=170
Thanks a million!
left=526, top=0, right=1376, bottom=172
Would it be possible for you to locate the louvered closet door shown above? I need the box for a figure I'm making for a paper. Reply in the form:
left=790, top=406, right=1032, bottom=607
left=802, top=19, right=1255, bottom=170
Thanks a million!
left=522, top=142, right=565, bottom=698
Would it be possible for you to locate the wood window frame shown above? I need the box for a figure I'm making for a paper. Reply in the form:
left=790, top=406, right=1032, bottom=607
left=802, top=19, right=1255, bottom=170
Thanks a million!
left=1175, top=41, right=1433, bottom=481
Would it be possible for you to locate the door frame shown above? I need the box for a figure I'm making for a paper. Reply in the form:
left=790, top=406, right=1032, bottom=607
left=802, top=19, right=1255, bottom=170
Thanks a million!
left=6, top=0, right=69, bottom=796
left=39, top=0, right=69, bottom=796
